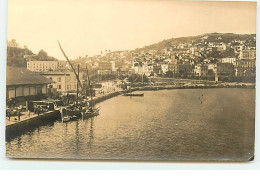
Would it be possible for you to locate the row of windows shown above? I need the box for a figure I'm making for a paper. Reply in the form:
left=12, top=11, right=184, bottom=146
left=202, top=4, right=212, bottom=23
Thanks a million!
left=27, top=63, right=57, bottom=66
left=28, top=66, right=57, bottom=69
left=66, top=85, right=77, bottom=90
left=56, top=84, right=77, bottom=90
left=49, top=77, right=62, bottom=82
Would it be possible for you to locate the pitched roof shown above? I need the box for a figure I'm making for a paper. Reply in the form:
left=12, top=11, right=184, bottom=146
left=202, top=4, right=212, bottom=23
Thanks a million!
left=40, top=70, right=66, bottom=75
left=6, top=66, right=55, bottom=86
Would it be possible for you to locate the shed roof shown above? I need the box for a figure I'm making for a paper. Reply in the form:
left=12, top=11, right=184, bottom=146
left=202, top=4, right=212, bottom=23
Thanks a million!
left=6, top=66, right=55, bottom=86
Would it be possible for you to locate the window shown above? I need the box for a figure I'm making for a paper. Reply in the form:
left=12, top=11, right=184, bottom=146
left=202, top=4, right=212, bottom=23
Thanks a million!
left=58, top=85, right=62, bottom=90
left=58, top=77, right=61, bottom=82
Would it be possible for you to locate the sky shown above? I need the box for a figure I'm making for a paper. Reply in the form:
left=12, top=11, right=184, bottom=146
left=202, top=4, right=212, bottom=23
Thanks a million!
left=8, top=0, right=256, bottom=60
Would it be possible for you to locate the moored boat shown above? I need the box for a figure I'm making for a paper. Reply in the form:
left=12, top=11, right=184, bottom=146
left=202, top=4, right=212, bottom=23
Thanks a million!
left=83, top=107, right=100, bottom=118
left=60, top=107, right=81, bottom=122
left=124, top=93, right=144, bottom=96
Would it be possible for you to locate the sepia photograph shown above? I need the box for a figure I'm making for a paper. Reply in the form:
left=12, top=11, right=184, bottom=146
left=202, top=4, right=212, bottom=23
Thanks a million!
left=5, top=0, right=256, bottom=161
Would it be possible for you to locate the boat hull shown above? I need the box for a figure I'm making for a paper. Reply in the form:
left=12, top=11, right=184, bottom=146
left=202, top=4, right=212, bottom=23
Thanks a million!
left=83, top=109, right=100, bottom=118
left=124, top=93, right=144, bottom=96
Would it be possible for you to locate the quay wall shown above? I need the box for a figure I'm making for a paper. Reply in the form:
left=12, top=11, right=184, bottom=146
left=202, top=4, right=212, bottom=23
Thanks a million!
left=6, top=110, right=61, bottom=140
left=94, top=91, right=122, bottom=104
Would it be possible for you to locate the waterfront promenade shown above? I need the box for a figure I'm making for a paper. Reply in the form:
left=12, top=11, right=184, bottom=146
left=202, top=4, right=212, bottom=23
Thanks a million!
left=6, top=109, right=60, bottom=127
left=5, top=80, right=255, bottom=130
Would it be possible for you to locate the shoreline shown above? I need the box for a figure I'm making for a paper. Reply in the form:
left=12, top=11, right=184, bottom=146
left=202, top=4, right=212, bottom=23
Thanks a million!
left=6, top=83, right=255, bottom=137
left=94, top=83, right=255, bottom=104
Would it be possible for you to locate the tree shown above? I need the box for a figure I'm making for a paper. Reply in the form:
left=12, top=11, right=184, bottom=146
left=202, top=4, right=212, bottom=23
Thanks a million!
left=37, top=49, right=57, bottom=61
left=38, top=49, right=48, bottom=60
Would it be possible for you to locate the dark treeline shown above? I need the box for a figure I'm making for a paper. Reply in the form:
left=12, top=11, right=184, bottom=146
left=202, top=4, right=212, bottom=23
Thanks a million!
left=7, top=47, right=57, bottom=67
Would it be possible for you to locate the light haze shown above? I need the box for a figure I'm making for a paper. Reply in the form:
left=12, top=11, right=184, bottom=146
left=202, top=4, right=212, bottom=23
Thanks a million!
left=8, top=0, right=256, bottom=60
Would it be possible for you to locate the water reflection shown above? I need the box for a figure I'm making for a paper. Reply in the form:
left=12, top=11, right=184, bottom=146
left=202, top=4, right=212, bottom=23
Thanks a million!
left=6, top=119, right=56, bottom=142
left=6, top=89, right=255, bottom=161
left=87, top=117, right=94, bottom=147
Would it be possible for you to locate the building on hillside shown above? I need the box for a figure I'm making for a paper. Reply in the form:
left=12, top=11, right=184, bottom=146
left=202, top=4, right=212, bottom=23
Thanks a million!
left=221, top=57, right=236, bottom=64
left=145, top=64, right=154, bottom=76
left=233, top=45, right=243, bottom=54
left=239, top=50, right=256, bottom=60
left=193, top=64, right=208, bottom=76
left=63, top=70, right=84, bottom=92
left=216, top=43, right=227, bottom=51
left=216, top=63, right=234, bottom=76
left=153, top=65, right=162, bottom=75
left=40, top=70, right=84, bottom=92
left=40, top=71, right=66, bottom=92
left=7, top=39, right=19, bottom=48
left=6, top=66, right=54, bottom=103
left=115, top=61, right=125, bottom=69
left=27, top=60, right=59, bottom=72
left=161, top=64, right=169, bottom=73
left=208, top=64, right=217, bottom=74
left=98, top=62, right=112, bottom=74
left=178, top=63, right=193, bottom=75
left=234, top=59, right=256, bottom=77
left=168, top=64, right=179, bottom=75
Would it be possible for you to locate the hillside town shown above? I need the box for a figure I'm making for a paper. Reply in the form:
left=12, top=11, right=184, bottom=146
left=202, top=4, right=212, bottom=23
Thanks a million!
left=6, top=33, right=256, bottom=105
left=79, top=33, right=256, bottom=83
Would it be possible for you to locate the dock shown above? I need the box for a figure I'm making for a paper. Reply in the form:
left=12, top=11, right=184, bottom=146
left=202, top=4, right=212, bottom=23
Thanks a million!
left=6, top=109, right=61, bottom=140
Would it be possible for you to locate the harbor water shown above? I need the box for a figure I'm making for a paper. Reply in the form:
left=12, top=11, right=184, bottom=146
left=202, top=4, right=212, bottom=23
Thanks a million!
left=6, top=88, right=255, bottom=161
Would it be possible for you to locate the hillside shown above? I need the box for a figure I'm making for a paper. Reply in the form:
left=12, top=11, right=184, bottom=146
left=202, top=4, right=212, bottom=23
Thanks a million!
left=134, top=33, right=256, bottom=52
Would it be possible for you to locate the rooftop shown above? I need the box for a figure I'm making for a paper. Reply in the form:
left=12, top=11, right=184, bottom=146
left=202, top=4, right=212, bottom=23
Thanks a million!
left=6, top=66, right=55, bottom=86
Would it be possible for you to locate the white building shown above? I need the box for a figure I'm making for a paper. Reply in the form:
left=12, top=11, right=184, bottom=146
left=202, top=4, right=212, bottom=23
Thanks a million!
left=221, top=57, right=236, bottom=64
left=27, top=61, right=59, bottom=72
left=161, top=64, right=169, bottom=73
left=7, top=39, right=19, bottom=48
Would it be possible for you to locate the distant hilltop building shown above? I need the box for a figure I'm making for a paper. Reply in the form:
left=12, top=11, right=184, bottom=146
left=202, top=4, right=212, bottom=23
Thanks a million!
left=7, top=39, right=19, bottom=48
left=27, top=60, right=59, bottom=72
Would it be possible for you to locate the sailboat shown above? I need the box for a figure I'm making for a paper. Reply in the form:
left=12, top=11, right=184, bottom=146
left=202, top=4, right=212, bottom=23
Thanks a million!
left=58, top=41, right=88, bottom=119
left=83, top=66, right=100, bottom=118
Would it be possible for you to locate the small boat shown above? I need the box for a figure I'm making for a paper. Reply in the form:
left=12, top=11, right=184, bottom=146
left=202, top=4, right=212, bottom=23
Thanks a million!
left=83, top=107, right=100, bottom=118
left=62, top=115, right=71, bottom=122
left=60, top=107, right=80, bottom=122
left=124, top=93, right=144, bottom=96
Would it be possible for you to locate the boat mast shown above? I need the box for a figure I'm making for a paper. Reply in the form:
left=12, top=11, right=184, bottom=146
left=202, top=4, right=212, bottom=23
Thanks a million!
left=86, top=66, right=93, bottom=110
left=76, top=64, right=79, bottom=105
left=58, top=41, right=83, bottom=90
